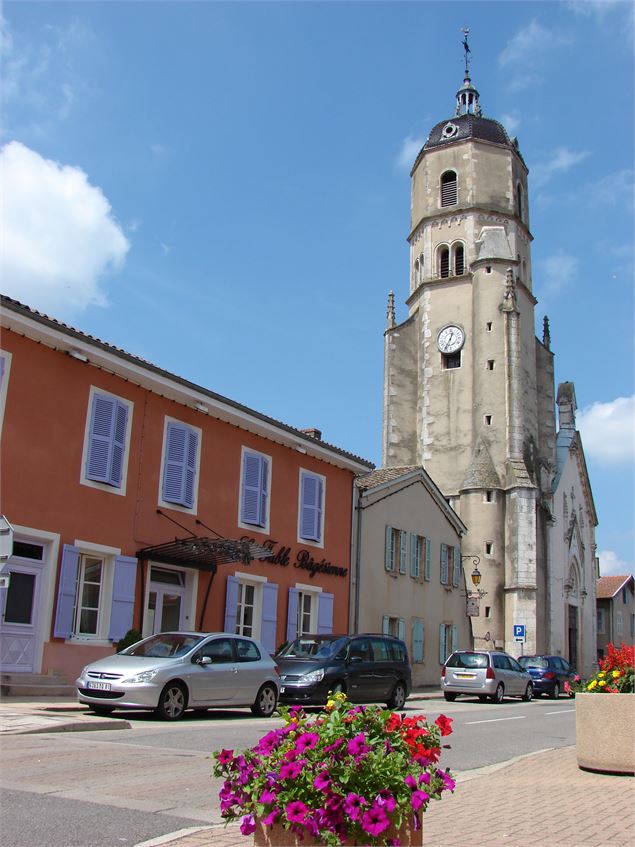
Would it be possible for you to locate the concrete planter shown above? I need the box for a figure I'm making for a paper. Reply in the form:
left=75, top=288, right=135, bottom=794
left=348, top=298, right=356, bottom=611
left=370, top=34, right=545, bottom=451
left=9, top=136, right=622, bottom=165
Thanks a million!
left=254, top=818, right=423, bottom=846
left=576, top=692, right=635, bottom=775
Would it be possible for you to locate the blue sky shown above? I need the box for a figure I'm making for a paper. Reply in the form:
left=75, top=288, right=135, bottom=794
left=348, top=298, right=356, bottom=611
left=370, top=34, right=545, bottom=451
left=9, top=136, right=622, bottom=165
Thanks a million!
left=2, top=1, right=633, bottom=575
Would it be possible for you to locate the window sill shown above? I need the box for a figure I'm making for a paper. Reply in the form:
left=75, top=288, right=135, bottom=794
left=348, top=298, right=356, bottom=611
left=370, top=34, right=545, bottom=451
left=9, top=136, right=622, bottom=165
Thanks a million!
left=66, top=637, right=113, bottom=647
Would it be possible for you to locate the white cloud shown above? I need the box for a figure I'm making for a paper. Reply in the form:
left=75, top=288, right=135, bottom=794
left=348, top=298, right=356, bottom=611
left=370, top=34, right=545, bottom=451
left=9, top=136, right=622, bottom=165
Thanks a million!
left=499, top=20, right=571, bottom=68
left=567, top=0, right=622, bottom=19
left=530, top=147, right=590, bottom=188
left=500, top=113, right=521, bottom=134
left=577, top=395, right=635, bottom=464
left=396, top=136, right=425, bottom=170
left=0, top=141, right=129, bottom=315
left=585, top=168, right=635, bottom=209
left=598, top=549, right=634, bottom=577
left=537, top=250, right=580, bottom=297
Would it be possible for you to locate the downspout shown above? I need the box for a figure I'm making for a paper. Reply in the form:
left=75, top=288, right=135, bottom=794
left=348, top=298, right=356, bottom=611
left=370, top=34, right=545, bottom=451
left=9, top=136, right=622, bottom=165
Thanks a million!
left=353, top=485, right=364, bottom=635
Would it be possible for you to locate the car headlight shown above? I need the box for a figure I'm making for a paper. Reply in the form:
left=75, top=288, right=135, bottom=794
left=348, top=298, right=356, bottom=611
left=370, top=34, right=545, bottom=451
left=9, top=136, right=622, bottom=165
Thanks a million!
left=121, top=669, right=160, bottom=684
left=300, top=669, right=324, bottom=685
left=79, top=666, right=89, bottom=678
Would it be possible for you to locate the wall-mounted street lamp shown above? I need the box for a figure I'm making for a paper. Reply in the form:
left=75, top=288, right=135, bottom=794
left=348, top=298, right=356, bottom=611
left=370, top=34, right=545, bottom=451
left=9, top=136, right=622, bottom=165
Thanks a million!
left=469, top=563, right=487, bottom=599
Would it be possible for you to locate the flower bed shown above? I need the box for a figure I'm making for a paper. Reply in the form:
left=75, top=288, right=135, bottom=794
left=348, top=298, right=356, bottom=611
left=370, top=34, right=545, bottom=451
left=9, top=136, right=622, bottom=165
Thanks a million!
left=213, top=692, right=456, bottom=846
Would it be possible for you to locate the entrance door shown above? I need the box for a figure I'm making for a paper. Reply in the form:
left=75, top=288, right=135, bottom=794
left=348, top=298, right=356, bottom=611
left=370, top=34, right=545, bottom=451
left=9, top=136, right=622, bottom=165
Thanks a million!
left=146, top=566, right=186, bottom=635
left=0, top=561, right=42, bottom=672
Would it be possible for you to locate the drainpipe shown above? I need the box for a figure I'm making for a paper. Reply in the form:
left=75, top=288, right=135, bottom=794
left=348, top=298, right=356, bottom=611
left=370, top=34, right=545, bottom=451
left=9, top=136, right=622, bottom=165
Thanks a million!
left=353, top=486, right=364, bottom=635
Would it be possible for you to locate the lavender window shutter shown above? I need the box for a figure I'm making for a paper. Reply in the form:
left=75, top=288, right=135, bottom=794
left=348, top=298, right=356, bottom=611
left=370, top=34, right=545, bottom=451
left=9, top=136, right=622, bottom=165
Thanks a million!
left=163, top=422, right=187, bottom=504
left=260, top=582, right=278, bottom=654
left=300, top=473, right=321, bottom=540
left=259, top=457, right=269, bottom=528
left=224, top=576, right=239, bottom=633
left=53, top=545, right=80, bottom=638
left=86, top=394, right=116, bottom=483
left=108, top=555, right=137, bottom=641
left=316, top=478, right=323, bottom=541
left=317, top=592, right=334, bottom=634
left=286, top=588, right=299, bottom=642
left=241, top=453, right=262, bottom=524
left=109, top=401, right=129, bottom=488
left=183, top=428, right=199, bottom=509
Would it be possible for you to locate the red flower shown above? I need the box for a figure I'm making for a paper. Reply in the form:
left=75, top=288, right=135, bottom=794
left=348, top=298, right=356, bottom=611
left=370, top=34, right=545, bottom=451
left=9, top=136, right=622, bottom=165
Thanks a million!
left=435, top=714, right=453, bottom=737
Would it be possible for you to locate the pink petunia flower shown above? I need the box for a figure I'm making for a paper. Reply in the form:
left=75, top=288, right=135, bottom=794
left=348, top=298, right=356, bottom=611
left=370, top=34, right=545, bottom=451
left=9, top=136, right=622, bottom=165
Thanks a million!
left=216, top=748, right=234, bottom=765
left=313, top=771, right=331, bottom=791
left=343, top=793, right=368, bottom=821
left=279, top=761, right=303, bottom=780
left=262, top=809, right=279, bottom=827
left=361, top=803, right=391, bottom=837
left=411, top=790, right=430, bottom=810
left=375, top=790, right=396, bottom=812
left=240, top=814, right=256, bottom=835
left=346, top=732, right=370, bottom=757
left=259, top=789, right=277, bottom=804
left=286, top=800, right=308, bottom=823
left=295, top=732, right=320, bottom=752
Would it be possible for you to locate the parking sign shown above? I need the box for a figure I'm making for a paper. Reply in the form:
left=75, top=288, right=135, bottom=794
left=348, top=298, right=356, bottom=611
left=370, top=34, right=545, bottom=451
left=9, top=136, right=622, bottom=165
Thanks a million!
left=513, top=624, right=526, bottom=642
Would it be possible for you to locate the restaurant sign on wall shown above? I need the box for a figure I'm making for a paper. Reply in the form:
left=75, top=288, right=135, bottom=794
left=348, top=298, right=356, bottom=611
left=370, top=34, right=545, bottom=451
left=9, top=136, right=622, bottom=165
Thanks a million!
left=240, top=536, right=348, bottom=579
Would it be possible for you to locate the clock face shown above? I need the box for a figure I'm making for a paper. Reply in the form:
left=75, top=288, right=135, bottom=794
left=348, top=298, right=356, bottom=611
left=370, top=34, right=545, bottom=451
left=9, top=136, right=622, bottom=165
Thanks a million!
left=437, top=325, right=465, bottom=354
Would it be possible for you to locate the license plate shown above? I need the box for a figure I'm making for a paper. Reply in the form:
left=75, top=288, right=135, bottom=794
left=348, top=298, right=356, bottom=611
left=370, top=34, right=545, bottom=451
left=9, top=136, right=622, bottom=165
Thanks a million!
left=280, top=686, right=285, bottom=693
left=455, top=673, right=473, bottom=679
left=87, top=681, right=111, bottom=691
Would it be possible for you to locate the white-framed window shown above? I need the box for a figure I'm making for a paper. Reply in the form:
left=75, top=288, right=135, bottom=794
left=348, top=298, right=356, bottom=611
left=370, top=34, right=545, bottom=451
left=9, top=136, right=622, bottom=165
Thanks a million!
left=236, top=580, right=257, bottom=637
left=238, top=447, right=272, bottom=533
left=81, top=387, right=134, bottom=496
left=298, top=469, right=326, bottom=546
left=75, top=554, right=105, bottom=636
left=225, top=572, right=278, bottom=653
left=295, top=584, right=322, bottom=636
left=597, top=608, right=605, bottom=635
left=158, top=417, right=202, bottom=513
left=382, top=615, right=405, bottom=641
left=409, top=534, right=425, bottom=578
left=385, top=527, right=407, bottom=574
left=0, top=349, right=12, bottom=437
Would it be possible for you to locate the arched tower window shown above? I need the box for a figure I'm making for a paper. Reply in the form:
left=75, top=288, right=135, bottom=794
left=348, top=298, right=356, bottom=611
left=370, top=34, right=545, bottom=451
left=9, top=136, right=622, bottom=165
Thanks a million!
left=438, top=245, right=450, bottom=278
left=516, top=183, right=524, bottom=221
left=453, top=243, right=465, bottom=276
left=440, top=171, right=458, bottom=207
left=413, top=258, right=420, bottom=286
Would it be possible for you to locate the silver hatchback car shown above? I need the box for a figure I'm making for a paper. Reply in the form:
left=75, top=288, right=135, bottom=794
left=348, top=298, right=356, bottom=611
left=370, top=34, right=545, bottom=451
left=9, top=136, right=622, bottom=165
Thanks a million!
left=76, top=631, right=280, bottom=720
left=441, top=650, right=533, bottom=703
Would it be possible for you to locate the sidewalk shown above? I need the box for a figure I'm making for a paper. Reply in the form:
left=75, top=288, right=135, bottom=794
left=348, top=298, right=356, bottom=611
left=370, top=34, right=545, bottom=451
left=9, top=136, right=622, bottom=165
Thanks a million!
left=137, top=746, right=635, bottom=847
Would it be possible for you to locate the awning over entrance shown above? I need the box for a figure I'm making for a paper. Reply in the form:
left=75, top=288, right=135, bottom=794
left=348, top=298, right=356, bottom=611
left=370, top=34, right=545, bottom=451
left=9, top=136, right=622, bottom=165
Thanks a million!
left=136, top=536, right=272, bottom=571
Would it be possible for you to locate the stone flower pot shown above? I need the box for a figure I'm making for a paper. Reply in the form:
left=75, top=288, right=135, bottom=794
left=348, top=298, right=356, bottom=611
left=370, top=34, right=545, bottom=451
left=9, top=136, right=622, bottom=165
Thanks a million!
left=576, top=692, right=635, bottom=775
left=253, top=818, right=423, bottom=846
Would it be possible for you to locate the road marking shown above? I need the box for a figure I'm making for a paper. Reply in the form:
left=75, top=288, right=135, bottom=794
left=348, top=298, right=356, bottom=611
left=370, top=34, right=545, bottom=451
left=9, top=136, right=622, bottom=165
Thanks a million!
left=465, top=716, right=526, bottom=725
left=545, top=709, right=575, bottom=715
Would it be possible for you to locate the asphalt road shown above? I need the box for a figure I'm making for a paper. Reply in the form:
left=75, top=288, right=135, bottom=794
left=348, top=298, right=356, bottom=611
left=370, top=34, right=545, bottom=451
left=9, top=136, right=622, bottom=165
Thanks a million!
left=0, top=696, right=576, bottom=847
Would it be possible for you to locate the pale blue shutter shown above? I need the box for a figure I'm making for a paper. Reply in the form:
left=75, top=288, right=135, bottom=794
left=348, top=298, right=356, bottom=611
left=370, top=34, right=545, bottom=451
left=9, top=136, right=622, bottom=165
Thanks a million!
left=286, top=588, right=299, bottom=642
left=385, top=526, right=394, bottom=571
left=382, top=615, right=390, bottom=634
left=412, top=619, right=424, bottom=663
left=163, top=422, right=187, bottom=504
left=440, top=543, right=449, bottom=584
left=183, top=428, right=198, bottom=509
left=224, top=576, right=239, bottom=633
left=451, top=624, right=458, bottom=653
left=242, top=452, right=266, bottom=525
left=318, top=592, right=334, bottom=634
left=54, top=545, right=80, bottom=638
left=439, top=624, right=447, bottom=665
left=260, top=582, right=278, bottom=654
left=108, top=555, right=137, bottom=641
left=399, top=531, right=407, bottom=574
left=86, top=394, right=116, bottom=483
left=109, top=401, right=129, bottom=487
left=300, top=473, right=322, bottom=541
left=410, top=534, right=420, bottom=578
left=424, top=538, right=431, bottom=581
left=398, top=618, right=406, bottom=642
left=452, top=547, right=461, bottom=587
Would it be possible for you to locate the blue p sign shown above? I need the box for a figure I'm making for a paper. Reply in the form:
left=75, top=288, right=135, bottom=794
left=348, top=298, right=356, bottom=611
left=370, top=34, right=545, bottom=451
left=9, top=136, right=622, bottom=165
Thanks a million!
left=513, top=625, right=525, bottom=639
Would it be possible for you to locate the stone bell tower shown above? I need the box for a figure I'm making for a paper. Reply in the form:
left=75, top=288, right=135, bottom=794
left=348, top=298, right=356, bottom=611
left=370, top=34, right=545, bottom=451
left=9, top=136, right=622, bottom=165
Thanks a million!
left=382, top=37, right=557, bottom=655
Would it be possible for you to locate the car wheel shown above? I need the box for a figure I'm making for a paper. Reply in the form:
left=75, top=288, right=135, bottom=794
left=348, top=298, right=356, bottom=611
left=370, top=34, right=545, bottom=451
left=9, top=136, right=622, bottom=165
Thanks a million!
left=251, top=683, right=277, bottom=717
left=550, top=682, right=560, bottom=700
left=156, top=682, right=187, bottom=720
left=444, top=692, right=457, bottom=702
left=522, top=683, right=533, bottom=702
left=387, top=682, right=407, bottom=710
left=88, top=705, right=114, bottom=716
left=492, top=683, right=504, bottom=704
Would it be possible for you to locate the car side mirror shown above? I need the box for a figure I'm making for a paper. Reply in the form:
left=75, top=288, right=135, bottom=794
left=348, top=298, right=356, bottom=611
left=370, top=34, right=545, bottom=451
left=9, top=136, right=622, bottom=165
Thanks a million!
left=197, top=655, right=212, bottom=666
left=349, top=655, right=363, bottom=664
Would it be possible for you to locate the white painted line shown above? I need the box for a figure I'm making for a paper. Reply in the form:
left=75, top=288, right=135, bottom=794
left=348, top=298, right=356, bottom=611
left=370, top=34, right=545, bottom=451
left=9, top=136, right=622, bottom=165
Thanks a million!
left=465, top=716, right=526, bottom=725
left=545, top=709, right=575, bottom=715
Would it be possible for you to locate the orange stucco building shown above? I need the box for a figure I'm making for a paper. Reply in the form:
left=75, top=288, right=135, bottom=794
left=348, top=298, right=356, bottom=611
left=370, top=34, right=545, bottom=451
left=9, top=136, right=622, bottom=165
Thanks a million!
left=0, top=296, right=372, bottom=683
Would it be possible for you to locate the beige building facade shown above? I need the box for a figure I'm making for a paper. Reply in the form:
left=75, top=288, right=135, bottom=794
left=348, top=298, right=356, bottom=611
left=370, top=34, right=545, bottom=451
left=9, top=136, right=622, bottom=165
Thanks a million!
left=381, top=65, right=598, bottom=675
left=350, top=467, right=469, bottom=686
left=596, top=575, right=635, bottom=658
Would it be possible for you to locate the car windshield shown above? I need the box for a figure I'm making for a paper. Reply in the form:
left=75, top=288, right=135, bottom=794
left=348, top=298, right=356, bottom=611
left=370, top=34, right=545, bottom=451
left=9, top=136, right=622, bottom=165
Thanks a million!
left=447, top=652, right=489, bottom=669
left=121, top=633, right=204, bottom=658
left=518, top=657, right=549, bottom=669
left=277, top=636, right=348, bottom=659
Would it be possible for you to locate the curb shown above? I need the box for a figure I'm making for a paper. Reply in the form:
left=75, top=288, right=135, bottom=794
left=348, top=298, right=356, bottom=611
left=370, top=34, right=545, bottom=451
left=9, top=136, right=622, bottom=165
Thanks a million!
left=134, top=826, right=216, bottom=847
left=1, top=718, right=131, bottom=735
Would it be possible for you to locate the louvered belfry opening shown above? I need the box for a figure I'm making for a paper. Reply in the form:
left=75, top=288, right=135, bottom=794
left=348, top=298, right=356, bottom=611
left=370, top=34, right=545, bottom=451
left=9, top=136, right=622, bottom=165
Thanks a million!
left=440, top=170, right=458, bottom=206
left=454, top=243, right=465, bottom=275
left=439, top=246, right=450, bottom=278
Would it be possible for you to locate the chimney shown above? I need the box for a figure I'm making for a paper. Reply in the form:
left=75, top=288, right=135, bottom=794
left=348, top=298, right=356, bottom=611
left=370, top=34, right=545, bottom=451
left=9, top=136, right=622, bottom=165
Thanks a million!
left=301, top=427, right=322, bottom=440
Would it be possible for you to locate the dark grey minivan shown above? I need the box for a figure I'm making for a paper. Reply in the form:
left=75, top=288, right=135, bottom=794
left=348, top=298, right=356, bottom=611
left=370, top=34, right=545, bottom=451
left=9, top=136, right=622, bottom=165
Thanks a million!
left=276, top=633, right=412, bottom=709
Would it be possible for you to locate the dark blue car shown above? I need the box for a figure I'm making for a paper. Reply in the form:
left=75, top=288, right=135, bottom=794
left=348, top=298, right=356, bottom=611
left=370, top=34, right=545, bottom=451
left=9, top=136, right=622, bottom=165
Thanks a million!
left=517, top=655, right=576, bottom=698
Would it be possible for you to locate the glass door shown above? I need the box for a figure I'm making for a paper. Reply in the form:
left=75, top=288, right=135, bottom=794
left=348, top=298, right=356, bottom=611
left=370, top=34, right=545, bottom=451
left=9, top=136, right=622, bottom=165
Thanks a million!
left=146, top=567, right=186, bottom=635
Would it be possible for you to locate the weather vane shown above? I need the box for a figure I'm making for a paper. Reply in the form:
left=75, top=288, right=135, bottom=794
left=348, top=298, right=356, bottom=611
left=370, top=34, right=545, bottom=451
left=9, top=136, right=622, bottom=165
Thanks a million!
left=461, top=27, right=471, bottom=76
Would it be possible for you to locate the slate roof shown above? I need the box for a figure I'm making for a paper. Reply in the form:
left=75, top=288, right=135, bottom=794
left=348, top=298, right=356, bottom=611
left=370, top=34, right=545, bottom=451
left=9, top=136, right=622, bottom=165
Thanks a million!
left=597, top=574, right=634, bottom=599
left=423, top=114, right=514, bottom=152
left=0, top=295, right=374, bottom=471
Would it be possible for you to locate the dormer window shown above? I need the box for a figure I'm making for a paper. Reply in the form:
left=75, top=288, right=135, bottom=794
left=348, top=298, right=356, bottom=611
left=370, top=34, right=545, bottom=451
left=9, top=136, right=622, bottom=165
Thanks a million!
left=440, top=170, right=458, bottom=207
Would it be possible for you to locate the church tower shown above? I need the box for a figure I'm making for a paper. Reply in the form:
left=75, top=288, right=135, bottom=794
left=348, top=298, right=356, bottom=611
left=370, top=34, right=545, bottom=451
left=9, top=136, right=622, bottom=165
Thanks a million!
left=382, top=38, right=559, bottom=656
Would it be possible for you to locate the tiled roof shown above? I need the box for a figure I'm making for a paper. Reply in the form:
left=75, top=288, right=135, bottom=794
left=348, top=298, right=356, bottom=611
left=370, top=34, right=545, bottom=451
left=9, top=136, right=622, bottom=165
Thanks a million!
left=0, top=295, right=374, bottom=470
left=597, top=575, right=634, bottom=599
left=355, top=466, right=420, bottom=490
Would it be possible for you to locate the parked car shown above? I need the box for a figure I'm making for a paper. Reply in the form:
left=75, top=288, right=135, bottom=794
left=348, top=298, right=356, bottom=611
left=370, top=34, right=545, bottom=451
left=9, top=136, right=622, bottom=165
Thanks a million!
left=517, top=655, right=576, bottom=698
left=275, top=633, right=412, bottom=709
left=76, top=631, right=280, bottom=720
left=441, top=650, right=533, bottom=703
